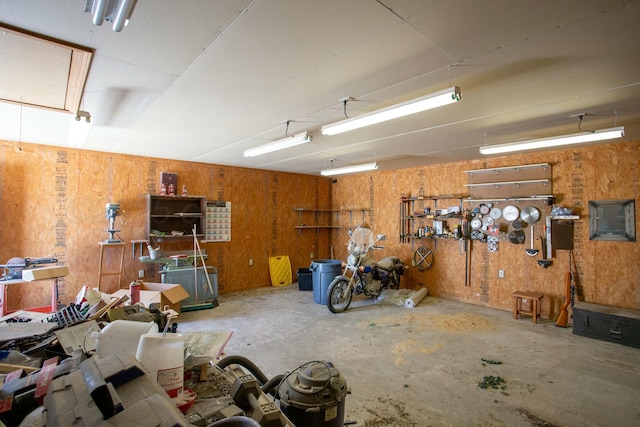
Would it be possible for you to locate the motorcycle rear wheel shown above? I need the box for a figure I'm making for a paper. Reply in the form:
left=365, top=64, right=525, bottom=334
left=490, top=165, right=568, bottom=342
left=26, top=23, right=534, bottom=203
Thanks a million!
left=326, top=279, right=352, bottom=313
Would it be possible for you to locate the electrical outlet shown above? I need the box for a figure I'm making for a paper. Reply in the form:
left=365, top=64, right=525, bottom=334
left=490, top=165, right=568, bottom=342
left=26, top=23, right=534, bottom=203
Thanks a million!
left=138, top=269, right=144, bottom=278
left=249, top=259, right=253, bottom=266
left=498, top=269, right=505, bottom=279
left=310, top=253, right=314, bottom=259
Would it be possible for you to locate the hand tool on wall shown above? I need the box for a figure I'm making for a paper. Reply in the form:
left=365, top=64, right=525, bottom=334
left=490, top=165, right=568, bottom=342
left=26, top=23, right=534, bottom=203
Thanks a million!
left=536, top=236, right=552, bottom=268
left=520, top=206, right=540, bottom=224
left=525, top=226, right=539, bottom=257
left=508, top=229, right=525, bottom=244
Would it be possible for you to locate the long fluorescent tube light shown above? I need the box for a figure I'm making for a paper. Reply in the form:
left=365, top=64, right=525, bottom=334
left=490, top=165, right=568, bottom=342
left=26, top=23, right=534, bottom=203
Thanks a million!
left=479, top=126, right=625, bottom=155
left=321, top=86, right=461, bottom=136
left=112, top=0, right=137, bottom=32
left=86, top=0, right=137, bottom=32
left=320, top=162, right=379, bottom=176
left=243, top=132, right=312, bottom=157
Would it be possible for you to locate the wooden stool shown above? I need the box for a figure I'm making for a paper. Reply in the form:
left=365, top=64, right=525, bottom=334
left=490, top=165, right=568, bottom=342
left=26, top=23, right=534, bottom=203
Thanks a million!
left=513, top=291, right=544, bottom=324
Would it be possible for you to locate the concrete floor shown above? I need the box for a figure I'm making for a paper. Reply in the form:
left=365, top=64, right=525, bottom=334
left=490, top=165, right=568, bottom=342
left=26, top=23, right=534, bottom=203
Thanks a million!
left=177, top=285, right=640, bottom=427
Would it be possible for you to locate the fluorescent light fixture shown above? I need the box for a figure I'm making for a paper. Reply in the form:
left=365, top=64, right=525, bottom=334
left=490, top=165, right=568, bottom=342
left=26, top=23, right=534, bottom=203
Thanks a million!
left=320, top=162, right=379, bottom=176
left=479, top=126, right=625, bottom=155
left=86, top=0, right=137, bottom=32
left=68, top=111, right=92, bottom=148
left=321, top=86, right=461, bottom=136
left=243, top=132, right=312, bottom=157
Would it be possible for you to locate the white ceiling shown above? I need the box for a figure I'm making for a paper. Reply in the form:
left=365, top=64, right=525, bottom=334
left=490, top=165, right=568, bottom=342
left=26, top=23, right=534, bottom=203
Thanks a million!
left=1, top=0, right=639, bottom=175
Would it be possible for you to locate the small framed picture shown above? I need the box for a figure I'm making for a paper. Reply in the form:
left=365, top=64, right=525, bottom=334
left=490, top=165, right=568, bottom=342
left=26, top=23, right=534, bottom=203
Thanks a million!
left=160, top=172, right=178, bottom=195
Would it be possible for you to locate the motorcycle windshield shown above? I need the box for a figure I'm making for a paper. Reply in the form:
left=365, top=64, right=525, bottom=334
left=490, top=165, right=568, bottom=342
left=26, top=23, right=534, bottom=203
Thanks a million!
left=348, top=227, right=375, bottom=254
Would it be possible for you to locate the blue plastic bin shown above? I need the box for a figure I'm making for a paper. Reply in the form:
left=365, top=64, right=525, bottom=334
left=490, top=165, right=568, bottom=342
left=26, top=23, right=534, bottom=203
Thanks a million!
left=310, top=259, right=342, bottom=305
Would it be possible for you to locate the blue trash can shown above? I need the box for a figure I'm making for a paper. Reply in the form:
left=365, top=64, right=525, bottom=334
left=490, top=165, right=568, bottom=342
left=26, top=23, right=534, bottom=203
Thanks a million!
left=310, top=259, right=342, bottom=305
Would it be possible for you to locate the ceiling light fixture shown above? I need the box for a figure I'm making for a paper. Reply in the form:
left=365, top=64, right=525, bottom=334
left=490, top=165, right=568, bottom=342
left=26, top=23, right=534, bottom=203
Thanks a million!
left=85, top=0, right=138, bottom=32
left=321, top=86, right=461, bottom=136
left=320, top=162, right=379, bottom=176
left=479, top=126, right=625, bottom=155
left=243, top=131, right=312, bottom=158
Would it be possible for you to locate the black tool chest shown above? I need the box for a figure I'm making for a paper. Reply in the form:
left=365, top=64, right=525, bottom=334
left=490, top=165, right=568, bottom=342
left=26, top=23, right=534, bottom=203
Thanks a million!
left=572, top=302, right=640, bottom=349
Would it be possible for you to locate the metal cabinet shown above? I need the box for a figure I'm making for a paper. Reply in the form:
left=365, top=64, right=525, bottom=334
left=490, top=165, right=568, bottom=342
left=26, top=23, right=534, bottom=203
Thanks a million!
left=573, top=302, right=640, bottom=349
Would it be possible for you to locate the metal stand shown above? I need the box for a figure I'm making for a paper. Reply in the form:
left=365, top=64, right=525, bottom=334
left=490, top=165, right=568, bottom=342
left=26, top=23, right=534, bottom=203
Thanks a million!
left=97, top=242, right=125, bottom=292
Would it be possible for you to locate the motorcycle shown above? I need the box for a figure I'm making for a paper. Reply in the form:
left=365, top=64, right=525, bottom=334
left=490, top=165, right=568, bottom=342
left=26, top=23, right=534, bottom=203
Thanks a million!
left=326, top=226, right=407, bottom=313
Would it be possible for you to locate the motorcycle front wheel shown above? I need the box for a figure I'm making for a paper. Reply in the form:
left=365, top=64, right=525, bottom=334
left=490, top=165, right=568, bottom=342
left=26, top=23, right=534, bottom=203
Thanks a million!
left=326, top=279, right=353, bottom=313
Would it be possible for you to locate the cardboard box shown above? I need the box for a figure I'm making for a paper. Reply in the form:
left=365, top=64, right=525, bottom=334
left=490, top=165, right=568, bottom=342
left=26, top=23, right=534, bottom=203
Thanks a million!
left=22, top=266, right=69, bottom=281
left=112, top=282, right=190, bottom=313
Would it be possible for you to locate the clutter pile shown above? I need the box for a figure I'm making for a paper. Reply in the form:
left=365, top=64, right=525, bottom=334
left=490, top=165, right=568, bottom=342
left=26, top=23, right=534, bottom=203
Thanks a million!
left=0, top=284, right=346, bottom=426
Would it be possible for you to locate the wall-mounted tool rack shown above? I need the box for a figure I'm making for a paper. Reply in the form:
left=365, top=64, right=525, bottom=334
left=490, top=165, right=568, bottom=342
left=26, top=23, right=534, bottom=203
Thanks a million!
left=463, top=163, right=552, bottom=200
left=399, top=195, right=465, bottom=249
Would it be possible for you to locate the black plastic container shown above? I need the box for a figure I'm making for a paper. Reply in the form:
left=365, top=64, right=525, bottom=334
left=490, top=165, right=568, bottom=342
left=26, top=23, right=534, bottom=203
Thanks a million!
left=297, top=268, right=312, bottom=291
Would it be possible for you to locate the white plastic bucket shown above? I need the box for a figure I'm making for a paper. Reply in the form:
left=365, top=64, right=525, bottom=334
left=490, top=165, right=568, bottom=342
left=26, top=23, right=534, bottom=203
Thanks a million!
left=91, top=320, right=158, bottom=358
left=148, top=245, right=161, bottom=259
left=135, top=332, right=184, bottom=398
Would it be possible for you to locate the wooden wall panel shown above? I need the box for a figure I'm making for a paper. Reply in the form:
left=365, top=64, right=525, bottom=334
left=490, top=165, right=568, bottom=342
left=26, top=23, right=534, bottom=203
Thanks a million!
left=1, top=139, right=637, bottom=316
left=0, top=141, right=331, bottom=310
left=332, top=141, right=640, bottom=316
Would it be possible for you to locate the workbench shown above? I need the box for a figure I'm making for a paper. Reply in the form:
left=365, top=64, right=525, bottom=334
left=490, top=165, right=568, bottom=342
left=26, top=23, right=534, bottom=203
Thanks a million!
left=0, top=278, right=57, bottom=317
left=138, top=251, right=207, bottom=267
left=0, top=266, right=69, bottom=317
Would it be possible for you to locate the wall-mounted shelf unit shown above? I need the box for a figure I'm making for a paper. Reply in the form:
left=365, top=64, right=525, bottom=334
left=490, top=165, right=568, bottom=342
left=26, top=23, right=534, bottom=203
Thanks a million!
left=463, top=163, right=553, bottom=203
left=464, top=163, right=551, bottom=180
left=146, top=194, right=206, bottom=241
left=463, top=196, right=555, bottom=204
left=463, top=163, right=552, bottom=200
left=293, top=207, right=372, bottom=232
left=399, top=196, right=465, bottom=248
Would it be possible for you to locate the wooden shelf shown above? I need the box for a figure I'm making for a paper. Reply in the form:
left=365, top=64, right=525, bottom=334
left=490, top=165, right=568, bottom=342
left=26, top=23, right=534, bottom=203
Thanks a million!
left=463, top=163, right=552, bottom=199
left=464, top=163, right=550, bottom=175
left=293, top=207, right=372, bottom=231
left=464, top=179, right=550, bottom=188
left=150, top=233, right=206, bottom=240
left=463, top=196, right=554, bottom=203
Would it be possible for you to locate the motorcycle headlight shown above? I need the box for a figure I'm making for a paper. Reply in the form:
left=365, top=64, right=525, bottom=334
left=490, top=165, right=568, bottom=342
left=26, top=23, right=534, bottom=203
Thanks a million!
left=347, top=254, right=357, bottom=266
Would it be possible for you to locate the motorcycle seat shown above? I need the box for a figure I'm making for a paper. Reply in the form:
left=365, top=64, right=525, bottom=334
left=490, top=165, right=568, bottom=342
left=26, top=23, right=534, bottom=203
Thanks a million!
left=377, top=256, right=400, bottom=271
